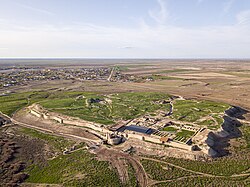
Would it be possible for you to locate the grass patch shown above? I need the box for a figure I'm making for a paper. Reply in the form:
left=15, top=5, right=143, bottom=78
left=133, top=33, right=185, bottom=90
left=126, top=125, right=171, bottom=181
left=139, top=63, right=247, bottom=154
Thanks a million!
left=0, top=91, right=172, bottom=125
left=0, top=91, right=228, bottom=130
left=0, top=91, right=51, bottom=116
left=171, top=100, right=229, bottom=124
left=162, top=126, right=178, bottom=132
left=39, top=92, right=171, bottom=125
left=159, top=69, right=195, bottom=74
left=25, top=149, right=121, bottom=186
left=197, top=119, right=214, bottom=126
left=176, top=129, right=195, bottom=138
left=145, top=74, right=183, bottom=81
left=20, top=127, right=74, bottom=152
left=124, top=163, right=138, bottom=187
left=153, top=176, right=249, bottom=187
left=240, top=124, right=250, bottom=149
left=141, top=159, right=193, bottom=181
left=160, top=155, right=250, bottom=176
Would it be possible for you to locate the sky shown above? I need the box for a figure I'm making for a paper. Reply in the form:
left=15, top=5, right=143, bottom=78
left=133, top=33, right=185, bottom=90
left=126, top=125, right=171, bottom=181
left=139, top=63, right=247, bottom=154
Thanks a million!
left=0, top=0, right=250, bottom=58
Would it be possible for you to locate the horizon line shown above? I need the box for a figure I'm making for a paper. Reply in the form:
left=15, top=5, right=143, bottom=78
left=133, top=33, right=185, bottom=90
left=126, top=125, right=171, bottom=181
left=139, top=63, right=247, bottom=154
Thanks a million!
left=0, top=57, right=250, bottom=60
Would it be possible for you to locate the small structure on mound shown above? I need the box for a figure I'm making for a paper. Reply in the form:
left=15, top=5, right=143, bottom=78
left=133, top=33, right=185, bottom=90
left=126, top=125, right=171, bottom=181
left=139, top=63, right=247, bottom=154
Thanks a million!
left=106, top=133, right=123, bottom=145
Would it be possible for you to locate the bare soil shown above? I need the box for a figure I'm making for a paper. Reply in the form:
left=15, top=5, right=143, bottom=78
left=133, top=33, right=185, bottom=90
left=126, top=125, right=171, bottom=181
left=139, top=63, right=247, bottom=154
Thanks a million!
left=0, top=125, right=51, bottom=187
left=95, top=147, right=148, bottom=187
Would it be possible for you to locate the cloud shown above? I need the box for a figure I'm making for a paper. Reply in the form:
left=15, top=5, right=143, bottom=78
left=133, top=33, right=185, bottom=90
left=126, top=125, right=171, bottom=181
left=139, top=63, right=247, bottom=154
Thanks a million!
left=223, top=0, right=235, bottom=14
left=237, top=10, right=250, bottom=26
left=15, top=3, right=55, bottom=16
left=149, top=0, right=169, bottom=24
left=0, top=13, right=250, bottom=58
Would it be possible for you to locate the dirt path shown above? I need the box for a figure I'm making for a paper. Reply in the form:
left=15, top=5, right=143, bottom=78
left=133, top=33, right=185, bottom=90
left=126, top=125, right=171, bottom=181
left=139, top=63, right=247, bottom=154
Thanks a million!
left=149, top=172, right=250, bottom=186
left=10, top=109, right=101, bottom=144
left=108, top=67, right=115, bottom=81
left=141, top=157, right=250, bottom=179
left=128, top=156, right=148, bottom=187
left=95, top=147, right=148, bottom=187
left=148, top=175, right=200, bottom=186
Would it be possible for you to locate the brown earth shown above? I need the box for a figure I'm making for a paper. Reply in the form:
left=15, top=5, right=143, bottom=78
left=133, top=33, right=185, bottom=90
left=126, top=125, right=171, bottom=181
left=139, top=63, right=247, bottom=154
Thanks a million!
left=12, top=108, right=100, bottom=142
left=95, top=147, right=148, bottom=187
left=0, top=125, right=52, bottom=187
left=2, top=60, right=249, bottom=119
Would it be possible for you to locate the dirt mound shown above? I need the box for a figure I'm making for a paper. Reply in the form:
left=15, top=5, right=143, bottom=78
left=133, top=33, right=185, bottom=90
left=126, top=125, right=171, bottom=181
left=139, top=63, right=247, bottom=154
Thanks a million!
left=0, top=130, right=28, bottom=186
left=0, top=125, right=54, bottom=187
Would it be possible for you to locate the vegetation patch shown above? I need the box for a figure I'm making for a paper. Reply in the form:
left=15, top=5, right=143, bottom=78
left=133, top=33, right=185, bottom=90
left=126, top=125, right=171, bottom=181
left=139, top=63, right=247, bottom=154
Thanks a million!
left=240, top=124, right=250, bottom=149
left=161, top=156, right=250, bottom=176
left=39, top=92, right=171, bottom=125
left=124, top=163, right=138, bottom=187
left=20, top=128, right=121, bottom=186
left=171, top=100, right=229, bottom=125
left=144, top=74, right=182, bottom=81
left=141, top=159, right=193, bottom=181
left=20, top=127, right=74, bottom=152
left=153, top=176, right=250, bottom=187
left=162, top=126, right=178, bottom=132
left=176, top=129, right=195, bottom=138
left=25, top=150, right=121, bottom=186
left=0, top=91, right=51, bottom=116
left=0, top=91, right=228, bottom=129
left=159, top=69, right=195, bottom=74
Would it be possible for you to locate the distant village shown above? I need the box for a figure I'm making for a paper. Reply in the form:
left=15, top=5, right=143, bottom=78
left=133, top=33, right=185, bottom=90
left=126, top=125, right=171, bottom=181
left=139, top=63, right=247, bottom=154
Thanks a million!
left=0, top=66, right=139, bottom=89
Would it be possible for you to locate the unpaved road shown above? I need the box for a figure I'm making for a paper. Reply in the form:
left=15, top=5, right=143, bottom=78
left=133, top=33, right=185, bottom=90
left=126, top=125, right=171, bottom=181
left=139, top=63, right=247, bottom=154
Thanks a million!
left=95, top=147, right=148, bottom=187
left=141, top=157, right=250, bottom=179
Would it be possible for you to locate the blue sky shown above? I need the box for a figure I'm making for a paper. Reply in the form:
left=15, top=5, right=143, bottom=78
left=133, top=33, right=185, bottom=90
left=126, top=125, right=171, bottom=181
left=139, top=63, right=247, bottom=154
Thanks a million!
left=0, top=0, right=250, bottom=58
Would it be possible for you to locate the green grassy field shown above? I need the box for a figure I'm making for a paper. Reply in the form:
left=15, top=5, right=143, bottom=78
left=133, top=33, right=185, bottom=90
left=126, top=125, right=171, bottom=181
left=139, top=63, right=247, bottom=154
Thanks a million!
left=162, top=126, right=178, bottom=132
left=143, top=148, right=250, bottom=187
left=0, top=91, right=229, bottom=129
left=0, top=91, right=171, bottom=124
left=159, top=155, right=250, bottom=176
left=0, top=92, right=29, bottom=116
left=20, top=127, right=74, bottom=152
left=171, top=100, right=230, bottom=125
left=25, top=149, right=121, bottom=186
left=176, top=129, right=195, bottom=138
left=124, top=163, right=138, bottom=187
left=141, top=159, right=193, bottom=181
left=0, top=91, right=50, bottom=116
left=153, top=176, right=250, bottom=187
left=39, top=92, right=172, bottom=125
left=19, top=127, right=121, bottom=186
left=144, top=74, right=183, bottom=81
